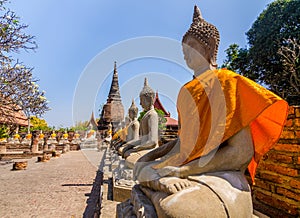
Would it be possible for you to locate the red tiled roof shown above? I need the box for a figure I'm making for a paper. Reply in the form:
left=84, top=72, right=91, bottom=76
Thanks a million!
left=153, top=91, right=178, bottom=127
left=154, top=91, right=170, bottom=117
left=166, top=117, right=178, bottom=126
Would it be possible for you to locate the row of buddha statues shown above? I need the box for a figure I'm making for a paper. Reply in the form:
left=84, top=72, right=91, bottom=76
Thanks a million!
left=107, top=5, right=288, bottom=218
left=112, top=77, right=159, bottom=169
left=3, top=130, right=81, bottom=145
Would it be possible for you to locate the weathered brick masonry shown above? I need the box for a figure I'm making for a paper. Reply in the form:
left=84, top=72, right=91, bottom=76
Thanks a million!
left=252, top=106, right=300, bottom=217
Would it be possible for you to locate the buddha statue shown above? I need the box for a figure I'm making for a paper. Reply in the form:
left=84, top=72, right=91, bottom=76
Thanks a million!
left=72, top=131, right=81, bottom=143
left=121, top=78, right=159, bottom=169
left=120, top=5, right=289, bottom=217
left=47, top=130, right=57, bottom=150
left=22, top=132, right=32, bottom=145
left=12, top=131, right=21, bottom=143
left=38, top=130, right=44, bottom=145
left=117, top=99, right=140, bottom=154
left=59, top=130, right=69, bottom=146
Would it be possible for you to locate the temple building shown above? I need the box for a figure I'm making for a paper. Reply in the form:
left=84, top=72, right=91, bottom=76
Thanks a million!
left=98, top=62, right=124, bottom=133
left=86, top=112, right=98, bottom=130
left=0, top=105, right=29, bottom=129
left=153, top=91, right=178, bottom=129
left=153, top=91, right=178, bottom=143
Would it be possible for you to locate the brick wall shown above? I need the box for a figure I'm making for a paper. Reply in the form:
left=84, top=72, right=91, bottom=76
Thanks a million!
left=252, top=106, right=300, bottom=217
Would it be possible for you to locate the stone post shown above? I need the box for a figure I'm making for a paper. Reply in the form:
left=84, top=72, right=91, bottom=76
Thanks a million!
left=31, top=137, right=39, bottom=153
left=0, top=144, right=6, bottom=154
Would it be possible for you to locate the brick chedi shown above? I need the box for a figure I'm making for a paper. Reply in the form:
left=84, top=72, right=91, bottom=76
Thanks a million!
left=98, top=62, right=124, bottom=132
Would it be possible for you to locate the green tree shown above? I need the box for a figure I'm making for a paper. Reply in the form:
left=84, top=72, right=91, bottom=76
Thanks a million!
left=70, top=120, right=89, bottom=131
left=222, top=0, right=300, bottom=104
left=222, top=44, right=258, bottom=81
left=0, top=125, right=8, bottom=139
left=29, top=116, right=49, bottom=131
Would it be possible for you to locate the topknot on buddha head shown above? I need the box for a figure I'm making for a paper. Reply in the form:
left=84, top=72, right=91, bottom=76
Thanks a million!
left=139, top=78, right=155, bottom=110
left=182, top=5, right=220, bottom=67
left=140, top=78, right=155, bottom=99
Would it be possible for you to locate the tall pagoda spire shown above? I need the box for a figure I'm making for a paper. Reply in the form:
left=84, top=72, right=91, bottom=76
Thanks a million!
left=98, top=61, right=124, bottom=132
left=108, top=61, right=121, bottom=102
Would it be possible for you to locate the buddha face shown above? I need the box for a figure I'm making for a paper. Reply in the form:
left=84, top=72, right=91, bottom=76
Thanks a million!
left=140, top=95, right=153, bottom=111
left=129, top=109, right=137, bottom=120
left=182, top=36, right=210, bottom=71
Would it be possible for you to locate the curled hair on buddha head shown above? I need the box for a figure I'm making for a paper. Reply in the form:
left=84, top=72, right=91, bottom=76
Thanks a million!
left=128, top=99, right=138, bottom=117
left=182, top=5, right=220, bottom=67
left=140, top=78, right=155, bottom=100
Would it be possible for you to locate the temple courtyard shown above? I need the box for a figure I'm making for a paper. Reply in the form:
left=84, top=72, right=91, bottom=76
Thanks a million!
left=0, top=150, right=111, bottom=218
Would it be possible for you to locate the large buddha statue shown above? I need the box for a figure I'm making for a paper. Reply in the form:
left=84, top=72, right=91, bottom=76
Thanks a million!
left=117, top=99, right=140, bottom=154
left=121, top=78, right=159, bottom=169
left=119, top=5, right=289, bottom=217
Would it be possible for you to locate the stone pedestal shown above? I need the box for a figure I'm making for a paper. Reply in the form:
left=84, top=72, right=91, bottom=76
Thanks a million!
left=112, top=157, right=136, bottom=202
left=113, top=180, right=133, bottom=202
left=0, top=145, right=6, bottom=154
left=48, top=143, right=56, bottom=151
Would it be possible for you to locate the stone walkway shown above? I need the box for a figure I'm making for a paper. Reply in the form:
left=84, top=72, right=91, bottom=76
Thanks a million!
left=0, top=150, right=103, bottom=218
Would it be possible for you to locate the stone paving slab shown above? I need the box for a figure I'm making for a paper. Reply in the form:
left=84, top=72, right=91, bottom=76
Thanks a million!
left=0, top=150, right=103, bottom=218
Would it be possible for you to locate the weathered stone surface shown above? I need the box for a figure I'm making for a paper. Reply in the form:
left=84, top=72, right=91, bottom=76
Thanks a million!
left=0, top=145, right=6, bottom=154
left=113, top=181, right=132, bottom=202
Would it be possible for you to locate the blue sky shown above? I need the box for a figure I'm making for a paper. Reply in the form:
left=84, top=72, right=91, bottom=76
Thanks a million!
left=8, top=0, right=273, bottom=128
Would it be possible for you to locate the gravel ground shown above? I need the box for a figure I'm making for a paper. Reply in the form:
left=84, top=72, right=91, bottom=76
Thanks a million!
left=0, top=150, right=103, bottom=218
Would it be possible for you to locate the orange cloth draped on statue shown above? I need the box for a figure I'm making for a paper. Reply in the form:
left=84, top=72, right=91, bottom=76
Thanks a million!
left=112, top=127, right=128, bottom=141
left=153, top=69, right=288, bottom=181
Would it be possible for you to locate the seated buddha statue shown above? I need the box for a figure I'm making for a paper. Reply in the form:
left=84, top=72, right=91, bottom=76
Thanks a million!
left=128, top=6, right=288, bottom=218
left=121, top=78, right=159, bottom=169
left=117, top=99, right=140, bottom=155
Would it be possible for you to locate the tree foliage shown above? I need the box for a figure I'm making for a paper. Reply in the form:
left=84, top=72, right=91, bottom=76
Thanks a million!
left=222, top=44, right=258, bottom=81
left=70, top=120, right=89, bottom=131
left=222, top=0, right=300, bottom=105
left=0, top=0, right=49, bottom=127
left=29, top=116, right=49, bottom=131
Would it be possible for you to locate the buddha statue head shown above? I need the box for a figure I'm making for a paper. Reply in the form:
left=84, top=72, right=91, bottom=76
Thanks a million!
left=139, top=78, right=155, bottom=111
left=128, top=99, right=138, bottom=120
left=182, top=5, right=220, bottom=69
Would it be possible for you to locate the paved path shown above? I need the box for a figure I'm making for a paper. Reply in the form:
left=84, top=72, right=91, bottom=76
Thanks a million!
left=0, top=150, right=103, bottom=218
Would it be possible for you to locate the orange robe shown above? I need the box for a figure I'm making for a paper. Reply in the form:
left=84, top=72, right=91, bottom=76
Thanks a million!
left=153, top=69, right=288, bottom=181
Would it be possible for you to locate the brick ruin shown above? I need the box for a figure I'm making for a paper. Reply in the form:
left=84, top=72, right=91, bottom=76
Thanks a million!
left=252, top=105, right=300, bottom=217
left=98, top=62, right=125, bottom=134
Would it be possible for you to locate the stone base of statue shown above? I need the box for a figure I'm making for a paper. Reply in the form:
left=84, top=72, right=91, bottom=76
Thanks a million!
left=47, top=139, right=58, bottom=151
left=112, top=159, right=136, bottom=202
left=48, top=143, right=56, bottom=151
left=117, top=172, right=255, bottom=218
left=102, top=147, right=137, bottom=202
left=80, top=138, right=98, bottom=150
